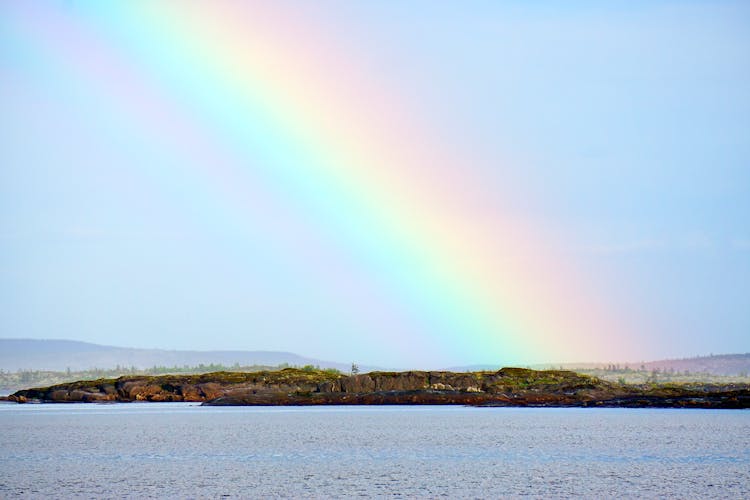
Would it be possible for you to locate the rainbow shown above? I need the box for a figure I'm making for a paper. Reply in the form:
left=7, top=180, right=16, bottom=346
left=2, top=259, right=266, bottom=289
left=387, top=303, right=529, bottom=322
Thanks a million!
left=4, top=2, right=639, bottom=366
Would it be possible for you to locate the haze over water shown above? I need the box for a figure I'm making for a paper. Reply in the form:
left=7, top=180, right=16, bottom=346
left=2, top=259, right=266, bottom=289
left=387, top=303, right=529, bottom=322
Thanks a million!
left=1, top=404, right=748, bottom=498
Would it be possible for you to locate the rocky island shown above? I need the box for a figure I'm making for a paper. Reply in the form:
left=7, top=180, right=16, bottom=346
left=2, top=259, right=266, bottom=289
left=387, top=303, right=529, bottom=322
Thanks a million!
left=7, top=367, right=750, bottom=408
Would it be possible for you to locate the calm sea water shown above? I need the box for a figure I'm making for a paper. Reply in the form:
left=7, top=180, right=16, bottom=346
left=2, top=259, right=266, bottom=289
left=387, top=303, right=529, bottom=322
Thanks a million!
left=0, top=403, right=748, bottom=498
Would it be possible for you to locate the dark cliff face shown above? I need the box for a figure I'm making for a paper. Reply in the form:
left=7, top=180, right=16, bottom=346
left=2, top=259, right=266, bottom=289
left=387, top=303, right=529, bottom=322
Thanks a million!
left=9, top=369, right=341, bottom=403
left=9, top=367, right=750, bottom=408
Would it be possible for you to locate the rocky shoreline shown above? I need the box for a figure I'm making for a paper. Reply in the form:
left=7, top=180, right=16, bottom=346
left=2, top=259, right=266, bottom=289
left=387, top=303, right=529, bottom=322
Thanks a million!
left=8, top=367, right=750, bottom=409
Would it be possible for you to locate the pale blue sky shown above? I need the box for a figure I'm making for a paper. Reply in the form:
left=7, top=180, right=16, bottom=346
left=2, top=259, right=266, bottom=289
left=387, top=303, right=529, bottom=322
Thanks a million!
left=1, top=1, right=748, bottom=365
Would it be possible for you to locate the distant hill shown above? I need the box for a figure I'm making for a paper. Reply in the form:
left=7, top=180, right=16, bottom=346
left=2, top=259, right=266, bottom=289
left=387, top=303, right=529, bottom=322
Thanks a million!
left=639, top=354, right=750, bottom=376
left=443, top=364, right=503, bottom=372
left=3, top=339, right=747, bottom=377
left=0, top=339, right=375, bottom=373
left=534, top=354, right=750, bottom=376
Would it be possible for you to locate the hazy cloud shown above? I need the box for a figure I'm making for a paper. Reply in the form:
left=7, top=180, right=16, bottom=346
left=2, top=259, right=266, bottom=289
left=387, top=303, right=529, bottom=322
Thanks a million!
left=679, top=232, right=714, bottom=251
left=732, top=238, right=750, bottom=251
left=585, top=239, right=667, bottom=256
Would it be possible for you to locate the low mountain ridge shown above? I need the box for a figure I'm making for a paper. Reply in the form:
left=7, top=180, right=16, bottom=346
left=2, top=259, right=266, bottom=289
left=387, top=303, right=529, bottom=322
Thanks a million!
left=0, top=338, right=369, bottom=373
left=639, top=354, right=750, bottom=376
left=534, top=353, right=750, bottom=376
left=4, top=339, right=748, bottom=377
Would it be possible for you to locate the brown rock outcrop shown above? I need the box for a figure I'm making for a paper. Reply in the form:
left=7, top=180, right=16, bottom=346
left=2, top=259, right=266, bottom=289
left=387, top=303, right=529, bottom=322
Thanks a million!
left=8, top=367, right=749, bottom=409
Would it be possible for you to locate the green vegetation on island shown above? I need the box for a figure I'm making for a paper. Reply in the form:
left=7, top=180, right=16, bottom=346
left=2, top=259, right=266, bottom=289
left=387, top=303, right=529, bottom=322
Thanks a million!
left=5, top=360, right=750, bottom=397
left=8, top=367, right=749, bottom=409
left=0, top=363, right=340, bottom=396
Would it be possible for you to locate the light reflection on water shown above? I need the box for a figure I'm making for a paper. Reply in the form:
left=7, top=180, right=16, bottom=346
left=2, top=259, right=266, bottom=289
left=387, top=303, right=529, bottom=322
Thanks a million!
left=1, top=403, right=748, bottom=498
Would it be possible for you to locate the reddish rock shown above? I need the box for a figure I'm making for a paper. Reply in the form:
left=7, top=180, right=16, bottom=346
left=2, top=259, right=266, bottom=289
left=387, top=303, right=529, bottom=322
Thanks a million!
left=8, top=368, right=749, bottom=409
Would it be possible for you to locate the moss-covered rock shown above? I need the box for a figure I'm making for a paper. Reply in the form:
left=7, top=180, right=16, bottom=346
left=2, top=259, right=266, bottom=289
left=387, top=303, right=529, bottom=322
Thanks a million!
left=8, top=367, right=749, bottom=408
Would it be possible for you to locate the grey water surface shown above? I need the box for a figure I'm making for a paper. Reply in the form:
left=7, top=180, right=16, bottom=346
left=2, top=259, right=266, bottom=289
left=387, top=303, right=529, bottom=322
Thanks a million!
left=1, top=403, right=748, bottom=498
